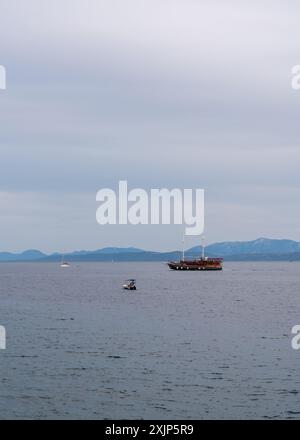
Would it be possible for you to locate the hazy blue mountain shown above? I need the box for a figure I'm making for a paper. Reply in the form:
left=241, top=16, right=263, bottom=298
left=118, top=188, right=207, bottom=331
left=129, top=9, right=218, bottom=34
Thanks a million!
left=188, top=238, right=300, bottom=256
left=61, top=247, right=144, bottom=256
left=0, top=249, right=46, bottom=261
left=93, top=247, right=144, bottom=254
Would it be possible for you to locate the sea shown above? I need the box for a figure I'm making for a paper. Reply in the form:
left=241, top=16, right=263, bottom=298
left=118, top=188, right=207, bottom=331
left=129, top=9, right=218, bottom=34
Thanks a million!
left=0, top=261, right=300, bottom=420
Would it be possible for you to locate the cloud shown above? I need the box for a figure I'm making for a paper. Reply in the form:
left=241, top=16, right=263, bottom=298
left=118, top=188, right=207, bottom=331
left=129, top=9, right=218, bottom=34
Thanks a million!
left=0, top=1, right=300, bottom=250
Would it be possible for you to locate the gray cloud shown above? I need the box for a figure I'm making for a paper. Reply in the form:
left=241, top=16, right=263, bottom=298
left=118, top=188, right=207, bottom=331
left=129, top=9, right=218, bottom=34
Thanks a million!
left=0, top=0, right=300, bottom=251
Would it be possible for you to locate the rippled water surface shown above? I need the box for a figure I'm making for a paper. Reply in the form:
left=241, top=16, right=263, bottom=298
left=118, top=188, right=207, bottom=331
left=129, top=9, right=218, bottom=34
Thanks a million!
left=0, top=261, right=300, bottom=419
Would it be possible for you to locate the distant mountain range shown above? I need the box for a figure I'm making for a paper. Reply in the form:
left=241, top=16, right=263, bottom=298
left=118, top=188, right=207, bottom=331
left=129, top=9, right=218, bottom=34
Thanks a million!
left=189, top=237, right=300, bottom=257
left=1, top=238, right=300, bottom=262
left=0, top=249, right=46, bottom=261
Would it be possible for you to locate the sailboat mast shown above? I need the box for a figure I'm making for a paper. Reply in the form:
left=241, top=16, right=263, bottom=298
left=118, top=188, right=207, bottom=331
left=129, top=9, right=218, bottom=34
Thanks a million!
left=182, top=233, right=185, bottom=261
left=201, top=235, right=205, bottom=259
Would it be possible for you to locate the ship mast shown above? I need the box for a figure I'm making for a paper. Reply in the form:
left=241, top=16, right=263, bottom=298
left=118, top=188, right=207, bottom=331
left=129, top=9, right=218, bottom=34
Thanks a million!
left=201, top=235, right=205, bottom=259
left=182, top=233, right=185, bottom=261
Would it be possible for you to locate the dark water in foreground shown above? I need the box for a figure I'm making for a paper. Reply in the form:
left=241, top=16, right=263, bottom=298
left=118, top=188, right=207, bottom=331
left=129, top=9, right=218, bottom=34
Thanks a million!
left=0, top=262, right=300, bottom=419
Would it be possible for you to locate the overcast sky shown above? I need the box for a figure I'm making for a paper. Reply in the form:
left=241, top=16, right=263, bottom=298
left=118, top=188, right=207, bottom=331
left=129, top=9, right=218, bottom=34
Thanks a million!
left=0, top=0, right=299, bottom=252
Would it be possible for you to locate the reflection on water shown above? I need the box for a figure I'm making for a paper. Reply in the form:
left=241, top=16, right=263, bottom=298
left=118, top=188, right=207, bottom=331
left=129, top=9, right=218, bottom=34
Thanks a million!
left=0, top=261, right=300, bottom=419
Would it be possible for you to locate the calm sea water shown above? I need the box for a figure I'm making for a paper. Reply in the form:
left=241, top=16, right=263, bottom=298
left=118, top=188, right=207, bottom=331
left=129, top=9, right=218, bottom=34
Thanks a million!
left=0, top=261, right=300, bottom=419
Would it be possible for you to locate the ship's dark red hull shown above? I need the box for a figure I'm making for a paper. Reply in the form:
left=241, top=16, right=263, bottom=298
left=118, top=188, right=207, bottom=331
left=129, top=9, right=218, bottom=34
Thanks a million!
left=168, top=258, right=223, bottom=271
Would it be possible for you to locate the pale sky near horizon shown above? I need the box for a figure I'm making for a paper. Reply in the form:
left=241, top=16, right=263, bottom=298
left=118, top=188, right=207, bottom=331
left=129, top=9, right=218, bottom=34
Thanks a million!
left=0, top=0, right=300, bottom=252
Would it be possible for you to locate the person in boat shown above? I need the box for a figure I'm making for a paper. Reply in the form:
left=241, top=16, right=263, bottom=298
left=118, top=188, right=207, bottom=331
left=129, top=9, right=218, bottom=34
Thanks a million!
left=129, top=280, right=136, bottom=289
left=123, top=279, right=136, bottom=290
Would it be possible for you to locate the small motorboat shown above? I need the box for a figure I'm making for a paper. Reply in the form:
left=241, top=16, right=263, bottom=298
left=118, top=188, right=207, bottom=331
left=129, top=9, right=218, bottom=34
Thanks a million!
left=123, top=279, right=137, bottom=290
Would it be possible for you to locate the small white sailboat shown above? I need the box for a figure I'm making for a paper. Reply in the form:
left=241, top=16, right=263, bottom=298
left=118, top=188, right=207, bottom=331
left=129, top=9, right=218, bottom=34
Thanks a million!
left=60, top=255, right=70, bottom=268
